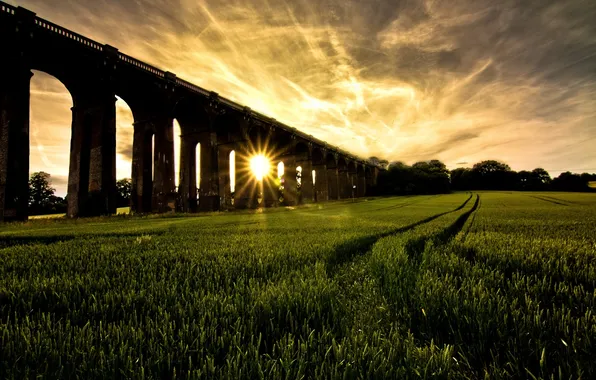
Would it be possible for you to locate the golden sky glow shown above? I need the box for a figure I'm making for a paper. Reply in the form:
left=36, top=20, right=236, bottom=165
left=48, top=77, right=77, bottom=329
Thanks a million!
left=12, top=0, right=596, bottom=195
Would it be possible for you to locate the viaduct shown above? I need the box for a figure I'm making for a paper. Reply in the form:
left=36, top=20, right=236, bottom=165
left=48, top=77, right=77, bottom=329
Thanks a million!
left=0, top=2, right=380, bottom=221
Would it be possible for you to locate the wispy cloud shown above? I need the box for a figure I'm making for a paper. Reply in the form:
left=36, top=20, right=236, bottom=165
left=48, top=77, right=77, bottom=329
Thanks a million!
left=12, top=0, right=596, bottom=195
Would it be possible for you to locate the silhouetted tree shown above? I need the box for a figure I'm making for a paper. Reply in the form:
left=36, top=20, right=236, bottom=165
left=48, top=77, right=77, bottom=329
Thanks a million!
left=377, top=161, right=414, bottom=194
left=471, top=160, right=516, bottom=190
left=28, top=172, right=66, bottom=215
left=517, top=170, right=532, bottom=190
left=376, top=158, right=593, bottom=194
left=368, top=156, right=390, bottom=169
left=552, top=172, right=596, bottom=192
left=368, top=156, right=380, bottom=166
left=450, top=168, right=473, bottom=190
left=116, top=178, right=132, bottom=207
left=412, top=160, right=450, bottom=194
left=377, top=160, right=450, bottom=195
left=529, top=168, right=551, bottom=190
left=579, top=173, right=596, bottom=190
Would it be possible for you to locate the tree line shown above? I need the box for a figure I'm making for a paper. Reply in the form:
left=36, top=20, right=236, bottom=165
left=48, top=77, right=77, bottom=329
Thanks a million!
left=370, top=158, right=596, bottom=195
left=27, top=160, right=596, bottom=215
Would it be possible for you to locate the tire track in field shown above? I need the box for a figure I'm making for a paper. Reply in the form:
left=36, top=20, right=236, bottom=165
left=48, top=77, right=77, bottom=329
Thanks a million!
left=404, top=194, right=480, bottom=263
left=528, top=195, right=568, bottom=206
left=539, top=194, right=577, bottom=205
left=459, top=194, right=482, bottom=242
left=199, top=220, right=261, bottom=229
left=332, top=194, right=479, bottom=338
left=364, top=195, right=439, bottom=213
left=370, top=195, right=481, bottom=347
left=326, top=193, right=473, bottom=274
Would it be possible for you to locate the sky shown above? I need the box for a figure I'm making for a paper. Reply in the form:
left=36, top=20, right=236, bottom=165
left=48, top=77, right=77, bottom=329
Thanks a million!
left=10, top=0, right=596, bottom=195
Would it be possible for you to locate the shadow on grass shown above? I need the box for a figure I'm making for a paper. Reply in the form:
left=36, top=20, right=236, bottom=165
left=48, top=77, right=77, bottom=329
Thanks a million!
left=0, top=231, right=166, bottom=249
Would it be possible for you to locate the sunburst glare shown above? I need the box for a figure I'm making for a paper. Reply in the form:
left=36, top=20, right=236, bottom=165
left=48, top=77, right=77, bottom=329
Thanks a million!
left=250, top=155, right=270, bottom=181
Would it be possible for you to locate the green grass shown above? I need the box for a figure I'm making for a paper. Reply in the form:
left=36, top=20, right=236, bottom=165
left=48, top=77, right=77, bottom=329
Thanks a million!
left=1, top=192, right=595, bottom=379
left=28, top=206, right=131, bottom=219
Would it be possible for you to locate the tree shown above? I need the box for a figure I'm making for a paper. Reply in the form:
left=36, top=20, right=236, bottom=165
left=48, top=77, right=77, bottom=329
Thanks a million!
left=428, top=160, right=450, bottom=175
left=377, top=162, right=415, bottom=195
left=116, top=178, right=132, bottom=207
left=450, top=168, right=473, bottom=190
left=517, top=170, right=532, bottom=190
left=552, top=172, right=595, bottom=192
left=471, top=160, right=512, bottom=175
left=412, top=160, right=450, bottom=194
left=377, top=159, right=450, bottom=195
left=529, top=168, right=551, bottom=190
left=28, top=172, right=66, bottom=215
left=368, top=156, right=380, bottom=166
left=386, top=161, right=405, bottom=169
left=471, top=160, right=516, bottom=190
left=29, top=172, right=56, bottom=213
left=579, top=173, right=596, bottom=190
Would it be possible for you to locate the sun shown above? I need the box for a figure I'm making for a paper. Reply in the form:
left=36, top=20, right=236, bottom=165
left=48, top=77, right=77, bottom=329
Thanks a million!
left=250, top=155, right=270, bottom=181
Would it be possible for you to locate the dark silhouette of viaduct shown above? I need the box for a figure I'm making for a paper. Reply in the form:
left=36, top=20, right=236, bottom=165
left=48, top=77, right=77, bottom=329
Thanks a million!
left=0, top=3, right=380, bottom=221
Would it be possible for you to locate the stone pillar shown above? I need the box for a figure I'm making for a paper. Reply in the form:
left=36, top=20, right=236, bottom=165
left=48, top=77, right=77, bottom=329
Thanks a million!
left=233, top=145, right=255, bottom=209
left=178, top=136, right=197, bottom=213
left=261, top=160, right=279, bottom=208
left=372, top=167, right=380, bottom=186
left=67, top=92, right=117, bottom=217
left=0, top=3, right=36, bottom=221
left=297, top=159, right=314, bottom=203
left=283, top=157, right=298, bottom=206
left=218, top=144, right=233, bottom=210
left=89, top=96, right=117, bottom=216
left=349, top=172, right=358, bottom=199
left=338, top=169, right=349, bottom=199
left=327, top=167, right=339, bottom=200
left=198, top=132, right=220, bottom=211
left=0, top=68, right=32, bottom=221
left=313, top=164, right=328, bottom=202
left=68, top=104, right=91, bottom=217
left=365, top=167, right=380, bottom=195
left=152, top=117, right=176, bottom=212
left=130, top=123, right=153, bottom=213
left=357, top=173, right=366, bottom=197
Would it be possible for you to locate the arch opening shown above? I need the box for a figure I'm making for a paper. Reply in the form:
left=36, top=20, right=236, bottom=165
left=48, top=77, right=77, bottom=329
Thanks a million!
left=115, top=96, right=134, bottom=212
left=28, top=70, right=73, bottom=216
left=312, top=148, right=324, bottom=166
left=173, top=120, right=181, bottom=189
left=230, top=150, right=236, bottom=195
left=196, top=143, right=201, bottom=196
left=296, top=166, right=303, bottom=187
left=326, top=152, right=337, bottom=168
left=276, top=161, right=285, bottom=203
left=151, top=134, right=155, bottom=181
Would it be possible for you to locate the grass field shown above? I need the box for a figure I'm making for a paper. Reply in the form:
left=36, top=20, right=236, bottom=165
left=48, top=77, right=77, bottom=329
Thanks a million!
left=1, top=192, right=595, bottom=379
left=28, top=207, right=131, bottom=219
